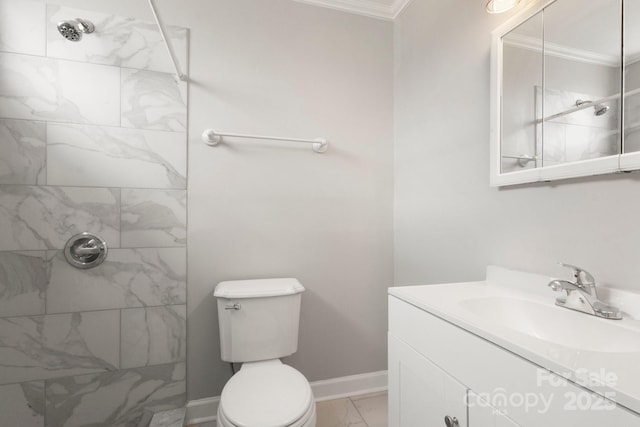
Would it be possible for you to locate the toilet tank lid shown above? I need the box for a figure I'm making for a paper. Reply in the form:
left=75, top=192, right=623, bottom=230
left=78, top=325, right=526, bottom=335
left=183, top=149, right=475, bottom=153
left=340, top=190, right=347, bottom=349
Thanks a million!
left=214, top=278, right=305, bottom=299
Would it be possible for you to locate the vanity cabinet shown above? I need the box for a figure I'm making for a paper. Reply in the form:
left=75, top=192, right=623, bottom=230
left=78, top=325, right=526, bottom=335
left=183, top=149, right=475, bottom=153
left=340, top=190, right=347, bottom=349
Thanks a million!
left=389, top=334, right=517, bottom=426
left=467, top=392, right=520, bottom=427
left=388, top=295, right=640, bottom=427
left=388, top=334, right=468, bottom=426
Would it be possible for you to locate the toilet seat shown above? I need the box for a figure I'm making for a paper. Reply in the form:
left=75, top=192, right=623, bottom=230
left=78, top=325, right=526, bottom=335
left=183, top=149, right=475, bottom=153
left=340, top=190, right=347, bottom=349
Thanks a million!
left=218, top=361, right=315, bottom=427
left=218, top=397, right=316, bottom=427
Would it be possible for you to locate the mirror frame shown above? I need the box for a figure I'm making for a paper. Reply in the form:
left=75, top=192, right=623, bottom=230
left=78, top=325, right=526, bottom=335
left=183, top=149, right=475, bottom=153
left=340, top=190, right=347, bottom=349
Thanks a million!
left=490, top=0, right=624, bottom=187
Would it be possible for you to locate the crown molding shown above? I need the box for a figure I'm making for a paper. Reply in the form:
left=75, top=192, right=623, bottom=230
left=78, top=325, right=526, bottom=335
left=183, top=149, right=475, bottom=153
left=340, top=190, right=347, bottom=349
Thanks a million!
left=391, top=0, right=413, bottom=18
left=504, top=33, right=620, bottom=67
left=293, top=0, right=414, bottom=21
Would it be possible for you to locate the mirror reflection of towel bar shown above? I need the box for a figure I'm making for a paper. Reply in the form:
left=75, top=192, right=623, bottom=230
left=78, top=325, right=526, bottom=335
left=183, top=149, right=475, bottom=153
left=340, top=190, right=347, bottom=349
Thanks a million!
left=201, top=129, right=329, bottom=153
left=501, top=154, right=537, bottom=167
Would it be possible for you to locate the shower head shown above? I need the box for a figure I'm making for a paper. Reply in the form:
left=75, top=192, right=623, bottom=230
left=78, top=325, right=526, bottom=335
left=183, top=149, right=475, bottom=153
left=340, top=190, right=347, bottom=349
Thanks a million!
left=575, top=99, right=610, bottom=117
left=594, top=104, right=610, bottom=116
left=57, top=18, right=95, bottom=42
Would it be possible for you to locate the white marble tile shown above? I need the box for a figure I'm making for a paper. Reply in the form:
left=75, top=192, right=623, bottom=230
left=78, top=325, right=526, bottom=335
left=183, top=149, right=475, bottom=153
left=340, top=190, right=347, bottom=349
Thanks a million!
left=0, top=119, right=46, bottom=185
left=46, top=248, right=186, bottom=313
left=46, top=5, right=188, bottom=74
left=542, top=121, right=566, bottom=163
left=45, top=362, right=186, bottom=427
left=316, top=398, right=367, bottom=427
left=149, top=404, right=185, bottom=427
left=565, top=125, right=619, bottom=162
left=625, top=92, right=640, bottom=152
left=351, top=393, right=388, bottom=427
left=0, top=251, right=47, bottom=317
left=121, top=305, right=186, bottom=369
left=0, top=186, right=119, bottom=251
left=0, top=0, right=46, bottom=56
left=0, top=52, right=120, bottom=126
left=121, top=190, right=187, bottom=247
left=122, top=69, right=187, bottom=132
left=0, top=381, right=44, bottom=427
left=47, top=124, right=186, bottom=189
left=0, top=311, right=120, bottom=385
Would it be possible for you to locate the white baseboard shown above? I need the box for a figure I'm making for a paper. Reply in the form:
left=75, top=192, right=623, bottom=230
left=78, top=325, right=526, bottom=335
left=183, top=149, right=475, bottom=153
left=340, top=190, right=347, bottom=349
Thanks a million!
left=185, top=370, right=387, bottom=425
left=311, top=370, right=388, bottom=402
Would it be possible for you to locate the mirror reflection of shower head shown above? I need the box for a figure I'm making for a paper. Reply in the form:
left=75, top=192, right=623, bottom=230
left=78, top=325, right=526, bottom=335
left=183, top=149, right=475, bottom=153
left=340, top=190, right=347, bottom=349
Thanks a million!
left=57, top=18, right=95, bottom=42
left=594, top=104, right=610, bottom=116
left=575, top=99, right=610, bottom=117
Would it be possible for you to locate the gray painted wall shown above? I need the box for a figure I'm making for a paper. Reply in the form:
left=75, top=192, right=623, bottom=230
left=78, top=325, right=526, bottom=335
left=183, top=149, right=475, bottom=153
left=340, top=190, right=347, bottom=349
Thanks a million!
left=394, top=0, right=640, bottom=294
left=186, top=0, right=394, bottom=400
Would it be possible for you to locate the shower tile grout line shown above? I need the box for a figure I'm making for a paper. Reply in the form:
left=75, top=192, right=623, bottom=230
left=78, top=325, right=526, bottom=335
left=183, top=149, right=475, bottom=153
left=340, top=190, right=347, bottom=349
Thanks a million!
left=0, top=360, right=185, bottom=389
left=1, top=303, right=188, bottom=321
left=0, top=115, right=188, bottom=136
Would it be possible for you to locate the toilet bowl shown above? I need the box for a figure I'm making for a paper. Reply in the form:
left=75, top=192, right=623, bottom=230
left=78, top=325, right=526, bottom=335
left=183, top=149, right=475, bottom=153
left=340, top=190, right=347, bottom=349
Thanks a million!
left=216, top=360, right=316, bottom=427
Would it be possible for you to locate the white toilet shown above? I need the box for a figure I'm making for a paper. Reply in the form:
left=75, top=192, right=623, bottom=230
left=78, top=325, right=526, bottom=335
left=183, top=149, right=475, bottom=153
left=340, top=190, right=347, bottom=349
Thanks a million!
left=214, top=278, right=316, bottom=427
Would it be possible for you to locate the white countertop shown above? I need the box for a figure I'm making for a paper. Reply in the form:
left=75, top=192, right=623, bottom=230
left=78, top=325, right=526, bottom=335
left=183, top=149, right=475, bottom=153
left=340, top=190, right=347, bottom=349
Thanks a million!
left=388, top=266, right=640, bottom=415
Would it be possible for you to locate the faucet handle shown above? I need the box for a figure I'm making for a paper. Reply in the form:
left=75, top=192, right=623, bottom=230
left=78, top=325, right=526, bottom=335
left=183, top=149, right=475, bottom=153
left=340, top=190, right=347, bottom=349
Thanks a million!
left=559, top=263, right=596, bottom=287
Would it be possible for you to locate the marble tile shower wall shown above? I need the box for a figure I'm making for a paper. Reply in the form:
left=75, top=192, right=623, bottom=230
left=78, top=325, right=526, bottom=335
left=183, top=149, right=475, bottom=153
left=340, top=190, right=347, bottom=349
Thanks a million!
left=0, top=1, right=189, bottom=426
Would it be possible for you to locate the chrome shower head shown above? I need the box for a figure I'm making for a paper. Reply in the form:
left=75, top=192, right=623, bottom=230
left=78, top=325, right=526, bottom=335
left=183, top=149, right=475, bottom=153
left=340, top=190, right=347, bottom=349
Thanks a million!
left=57, top=18, right=95, bottom=42
left=575, top=99, right=610, bottom=117
left=594, top=104, right=610, bottom=116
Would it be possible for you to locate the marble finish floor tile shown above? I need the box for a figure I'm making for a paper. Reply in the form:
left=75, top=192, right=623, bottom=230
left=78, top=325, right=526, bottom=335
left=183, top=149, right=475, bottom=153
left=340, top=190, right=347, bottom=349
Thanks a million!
left=316, top=398, right=368, bottom=427
left=317, top=392, right=387, bottom=427
left=351, top=393, right=388, bottom=427
left=187, top=423, right=215, bottom=427
left=149, top=407, right=186, bottom=427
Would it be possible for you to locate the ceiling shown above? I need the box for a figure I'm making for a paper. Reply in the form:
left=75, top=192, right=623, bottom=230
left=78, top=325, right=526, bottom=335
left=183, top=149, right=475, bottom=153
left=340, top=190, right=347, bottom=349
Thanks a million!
left=293, top=0, right=412, bottom=20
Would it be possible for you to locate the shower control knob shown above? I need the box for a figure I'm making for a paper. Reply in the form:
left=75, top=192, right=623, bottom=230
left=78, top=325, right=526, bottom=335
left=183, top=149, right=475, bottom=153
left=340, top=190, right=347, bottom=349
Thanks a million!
left=444, top=416, right=459, bottom=427
left=64, top=232, right=108, bottom=269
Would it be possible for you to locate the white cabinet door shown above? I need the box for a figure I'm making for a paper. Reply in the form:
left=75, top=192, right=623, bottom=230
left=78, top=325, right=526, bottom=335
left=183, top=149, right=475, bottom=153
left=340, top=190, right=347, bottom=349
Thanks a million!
left=389, top=334, right=468, bottom=427
left=468, top=391, right=520, bottom=427
left=495, top=413, right=520, bottom=427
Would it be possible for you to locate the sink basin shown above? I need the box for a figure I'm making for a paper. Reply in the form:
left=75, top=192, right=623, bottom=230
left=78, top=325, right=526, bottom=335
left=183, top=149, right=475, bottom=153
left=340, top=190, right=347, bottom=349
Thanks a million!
left=460, top=297, right=640, bottom=353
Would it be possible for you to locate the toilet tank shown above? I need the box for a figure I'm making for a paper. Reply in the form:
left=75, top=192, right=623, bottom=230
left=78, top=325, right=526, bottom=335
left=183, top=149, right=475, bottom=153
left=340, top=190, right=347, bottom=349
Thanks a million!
left=214, top=278, right=305, bottom=363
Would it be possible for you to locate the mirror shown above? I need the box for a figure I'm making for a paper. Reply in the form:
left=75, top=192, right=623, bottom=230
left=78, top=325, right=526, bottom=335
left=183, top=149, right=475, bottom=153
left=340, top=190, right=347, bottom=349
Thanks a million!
left=500, top=11, right=543, bottom=174
left=624, top=0, right=640, bottom=156
left=542, top=0, right=621, bottom=167
left=491, top=0, right=624, bottom=186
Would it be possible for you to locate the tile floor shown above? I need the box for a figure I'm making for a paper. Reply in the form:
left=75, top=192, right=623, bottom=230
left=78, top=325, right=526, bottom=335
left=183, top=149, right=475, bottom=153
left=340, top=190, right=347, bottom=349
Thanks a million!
left=316, top=392, right=387, bottom=427
left=188, top=391, right=388, bottom=427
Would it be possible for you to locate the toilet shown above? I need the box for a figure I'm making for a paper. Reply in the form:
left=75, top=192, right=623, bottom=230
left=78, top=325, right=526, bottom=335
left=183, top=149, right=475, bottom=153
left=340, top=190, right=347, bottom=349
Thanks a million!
left=214, top=278, right=316, bottom=427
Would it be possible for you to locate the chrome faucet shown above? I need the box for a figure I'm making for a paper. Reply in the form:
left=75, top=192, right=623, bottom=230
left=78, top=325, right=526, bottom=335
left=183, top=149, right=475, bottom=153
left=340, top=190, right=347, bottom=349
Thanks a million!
left=548, top=263, right=622, bottom=320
